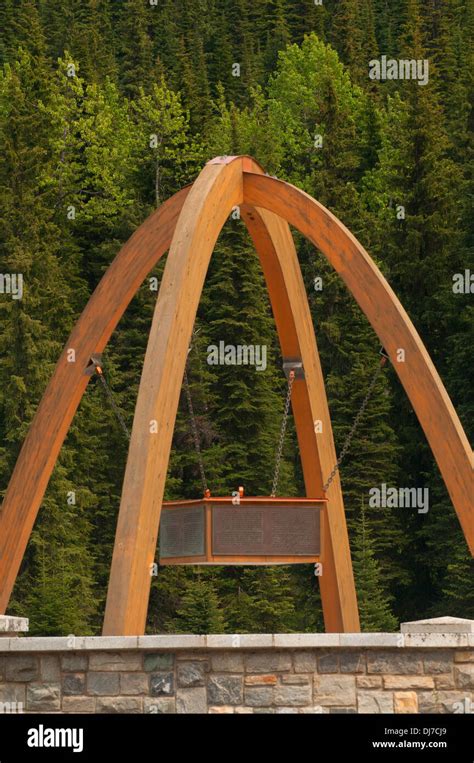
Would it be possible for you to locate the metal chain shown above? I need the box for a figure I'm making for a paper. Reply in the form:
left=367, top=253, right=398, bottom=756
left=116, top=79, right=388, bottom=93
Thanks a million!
left=271, top=370, right=296, bottom=497
left=183, top=368, right=208, bottom=494
left=322, top=358, right=386, bottom=493
left=97, top=372, right=131, bottom=441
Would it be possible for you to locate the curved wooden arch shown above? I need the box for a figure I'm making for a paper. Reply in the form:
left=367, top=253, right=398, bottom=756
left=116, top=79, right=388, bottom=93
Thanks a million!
left=0, top=185, right=191, bottom=614
left=243, top=172, right=473, bottom=553
left=0, top=156, right=471, bottom=636
left=103, top=157, right=358, bottom=634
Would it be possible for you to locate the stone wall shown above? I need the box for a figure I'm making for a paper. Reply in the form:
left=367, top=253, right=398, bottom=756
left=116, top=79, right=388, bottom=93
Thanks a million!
left=0, top=618, right=472, bottom=714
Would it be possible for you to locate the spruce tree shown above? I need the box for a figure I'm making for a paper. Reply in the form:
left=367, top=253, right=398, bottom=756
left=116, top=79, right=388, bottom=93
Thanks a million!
left=170, top=575, right=226, bottom=634
left=352, top=501, right=398, bottom=631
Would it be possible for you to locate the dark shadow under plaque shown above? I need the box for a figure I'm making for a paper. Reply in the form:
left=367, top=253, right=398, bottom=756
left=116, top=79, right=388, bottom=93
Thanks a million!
left=212, top=504, right=320, bottom=556
left=160, top=505, right=205, bottom=558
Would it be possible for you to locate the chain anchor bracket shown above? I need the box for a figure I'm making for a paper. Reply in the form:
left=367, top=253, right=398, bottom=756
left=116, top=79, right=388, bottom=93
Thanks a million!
left=282, top=358, right=304, bottom=380
left=84, top=354, right=103, bottom=376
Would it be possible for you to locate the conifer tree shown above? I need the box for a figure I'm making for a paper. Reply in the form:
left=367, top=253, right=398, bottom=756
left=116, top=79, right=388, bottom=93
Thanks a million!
left=352, top=501, right=398, bottom=631
left=0, top=48, right=97, bottom=632
left=170, top=575, right=226, bottom=633
left=118, top=0, right=154, bottom=97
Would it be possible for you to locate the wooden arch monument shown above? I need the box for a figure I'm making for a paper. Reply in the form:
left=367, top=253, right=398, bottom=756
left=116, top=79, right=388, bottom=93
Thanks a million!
left=0, top=156, right=472, bottom=636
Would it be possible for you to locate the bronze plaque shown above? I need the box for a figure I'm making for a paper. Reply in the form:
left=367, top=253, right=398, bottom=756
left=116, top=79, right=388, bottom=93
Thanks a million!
left=212, top=504, right=320, bottom=556
left=160, top=505, right=205, bottom=558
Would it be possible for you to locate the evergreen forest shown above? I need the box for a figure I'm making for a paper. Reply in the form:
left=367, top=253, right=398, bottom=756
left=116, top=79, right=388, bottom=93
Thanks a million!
left=0, top=0, right=472, bottom=635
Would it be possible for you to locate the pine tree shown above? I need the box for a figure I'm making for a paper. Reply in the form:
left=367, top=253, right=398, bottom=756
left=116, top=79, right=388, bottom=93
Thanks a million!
left=236, top=567, right=297, bottom=633
left=361, top=2, right=468, bottom=620
left=170, top=575, right=226, bottom=633
left=352, top=501, right=398, bottom=631
left=0, top=47, right=97, bottom=632
left=118, top=0, right=154, bottom=97
left=441, top=538, right=474, bottom=619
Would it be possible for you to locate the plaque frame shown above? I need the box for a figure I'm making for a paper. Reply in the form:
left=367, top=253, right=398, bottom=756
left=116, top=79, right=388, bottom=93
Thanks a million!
left=159, top=496, right=325, bottom=565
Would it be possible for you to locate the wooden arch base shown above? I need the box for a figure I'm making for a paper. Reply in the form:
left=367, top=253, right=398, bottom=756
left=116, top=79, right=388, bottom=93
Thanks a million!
left=0, top=157, right=472, bottom=637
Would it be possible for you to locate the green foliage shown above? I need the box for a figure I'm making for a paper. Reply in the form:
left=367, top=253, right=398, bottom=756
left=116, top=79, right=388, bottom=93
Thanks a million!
left=169, top=575, right=226, bottom=634
left=352, top=502, right=398, bottom=631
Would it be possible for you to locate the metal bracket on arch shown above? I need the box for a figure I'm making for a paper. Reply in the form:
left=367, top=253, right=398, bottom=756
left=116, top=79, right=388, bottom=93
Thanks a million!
left=283, top=358, right=305, bottom=380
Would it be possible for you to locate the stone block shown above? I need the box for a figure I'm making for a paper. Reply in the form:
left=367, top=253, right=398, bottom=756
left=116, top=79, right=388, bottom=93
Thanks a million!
left=401, top=617, right=474, bottom=634
left=234, top=707, right=254, bottom=714
left=176, top=652, right=208, bottom=661
left=176, top=687, right=207, bottom=714
left=89, top=651, right=142, bottom=671
left=357, top=691, right=394, bottom=714
left=328, top=707, right=357, bottom=714
left=340, top=634, right=402, bottom=648
left=26, top=683, right=61, bottom=712
left=356, top=676, right=382, bottom=689
left=87, top=671, right=120, bottom=696
left=318, top=654, right=339, bottom=673
left=207, top=634, right=272, bottom=649
left=144, top=697, right=176, bottom=714
left=434, top=675, right=456, bottom=690
left=418, top=690, right=468, bottom=714
left=314, top=675, right=355, bottom=706
left=144, top=653, right=174, bottom=672
left=120, top=672, right=148, bottom=695
left=274, top=684, right=311, bottom=707
left=454, top=665, right=474, bottom=689
left=61, top=653, right=88, bottom=672
left=207, top=675, right=243, bottom=706
left=40, top=655, right=60, bottom=681
left=150, top=672, right=174, bottom=696
left=244, top=687, right=273, bottom=707
left=367, top=651, right=423, bottom=675
left=280, top=675, right=310, bottom=685
left=394, top=691, right=418, bottom=713
left=404, top=634, right=468, bottom=648
left=253, top=707, right=275, bottom=714
left=96, top=697, right=143, bottom=713
left=209, top=706, right=235, bottom=713
left=62, top=696, right=96, bottom=713
left=339, top=652, right=366, bottom=673
left=275, top=707, right=299, bottom=714
left=454, top=651, right=474, bottom=663
left=138, top=635, right=206, bottom=649
left=210, top=652, right=244, bottom=673
left=177, top=661, right=206, bottom=687
left=0, top=684, right=25, bottom=705
left=82, top=636, right=139, bottom=650
left=383, top=675, right=434, bottom=690
left=293, top=652, right=317, bottom=673
left=0, top=616, right=28, bottom=634
left=244, top=674, right=277, bottom=685
left=273, top=634, right=340, bottom=648
left=5, top=656, right=39, bottom=682
left=62, top=673, right=86, bottom=696
left=245, top=652, right=292, bottom=673
left=10, top=637, right=71, bottom=651
left=422, top=650, right=454, bottom=674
